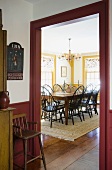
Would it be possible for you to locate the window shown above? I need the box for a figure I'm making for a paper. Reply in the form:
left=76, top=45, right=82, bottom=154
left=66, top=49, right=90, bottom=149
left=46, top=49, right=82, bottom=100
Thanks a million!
left=87, top=71, right=100, bottom=85
left=41, top=71, right=52, bottom=87
left=84, top=57, right=100, bottom=87
left=41, top=55, right=54, bottom=87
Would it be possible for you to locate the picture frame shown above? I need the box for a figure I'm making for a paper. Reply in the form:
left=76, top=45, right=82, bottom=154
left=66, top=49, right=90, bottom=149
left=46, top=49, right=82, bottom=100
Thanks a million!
left=7, top=42, right=24, bottom=80
left=61, top=66, right=67, bottom=77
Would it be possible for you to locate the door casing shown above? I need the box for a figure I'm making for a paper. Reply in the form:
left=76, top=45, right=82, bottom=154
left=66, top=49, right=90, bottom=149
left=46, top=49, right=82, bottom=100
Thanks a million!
left=30, top=1, right=109, bottom=169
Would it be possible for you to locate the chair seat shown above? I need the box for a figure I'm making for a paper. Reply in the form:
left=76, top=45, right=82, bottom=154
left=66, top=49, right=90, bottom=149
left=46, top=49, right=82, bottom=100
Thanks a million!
left=89, top=100, right=96, bottom=105
left=15, top=129, right=41, bottom=140
left=81, top=100, right=87, bottom=104
left=42, top=104, right=64, bottom=112
left=58, top=100, right=65, bottom=105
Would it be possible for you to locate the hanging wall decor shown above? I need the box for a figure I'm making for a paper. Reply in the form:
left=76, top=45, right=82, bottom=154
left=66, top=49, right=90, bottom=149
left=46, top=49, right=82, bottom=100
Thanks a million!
left=61, top=66, right=67, bottom=77
left=7, top=42, right=24, bottom=80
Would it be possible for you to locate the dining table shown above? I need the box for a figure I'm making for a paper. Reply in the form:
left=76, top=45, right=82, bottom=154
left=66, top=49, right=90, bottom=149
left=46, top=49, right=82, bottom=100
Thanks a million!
left=52, top=91, right=74, bottom=125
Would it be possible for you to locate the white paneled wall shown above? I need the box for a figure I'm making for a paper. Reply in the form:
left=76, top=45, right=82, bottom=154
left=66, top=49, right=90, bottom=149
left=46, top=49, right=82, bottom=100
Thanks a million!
left=74, top=59, right=82, bottom=84
left=0, top=0, right=33, bottom=103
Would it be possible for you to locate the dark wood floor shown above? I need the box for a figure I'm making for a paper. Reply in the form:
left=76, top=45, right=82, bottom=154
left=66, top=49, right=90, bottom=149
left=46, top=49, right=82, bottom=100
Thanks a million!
left=27, top=128, right=99, bottom=170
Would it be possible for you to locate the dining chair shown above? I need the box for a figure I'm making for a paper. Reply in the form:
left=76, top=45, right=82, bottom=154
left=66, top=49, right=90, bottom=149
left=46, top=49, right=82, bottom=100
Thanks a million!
left=84, top=83, right=94, bottom=93
left=74, top=85, right=85, bottom=95
left=68, top=85, right=85, bottom=125
left=41, top=86, right=65, bottom=127
left=88, top=85, right=100, bottom=115
left=13, top=113, right=47, bottom=170
left=80, top=91, right=93, bottom=120
left=63, top=83, right=69, bottom=91
left=53, top=84, right=63, bottom=92
left=69, top=85, right=77, bottom=93
left=43, top=84, right=54, bottom=93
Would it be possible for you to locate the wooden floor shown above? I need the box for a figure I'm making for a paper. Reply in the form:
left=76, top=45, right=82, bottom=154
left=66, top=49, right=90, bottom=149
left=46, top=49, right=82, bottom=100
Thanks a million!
left=27, top=128, right=99, bottom=170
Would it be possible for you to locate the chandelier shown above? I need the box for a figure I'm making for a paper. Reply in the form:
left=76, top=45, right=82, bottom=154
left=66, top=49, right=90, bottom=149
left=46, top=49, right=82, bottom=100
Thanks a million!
left=58, top=38, right=81, bottom=61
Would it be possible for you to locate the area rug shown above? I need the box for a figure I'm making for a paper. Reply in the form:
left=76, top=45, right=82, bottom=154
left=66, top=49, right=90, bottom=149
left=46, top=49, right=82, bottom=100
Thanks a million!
left=41, top=114, right=99, bottom=141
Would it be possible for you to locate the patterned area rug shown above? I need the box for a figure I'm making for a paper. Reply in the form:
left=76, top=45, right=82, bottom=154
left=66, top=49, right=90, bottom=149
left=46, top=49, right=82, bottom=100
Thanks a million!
left=41, top=114, right=99, bottom=141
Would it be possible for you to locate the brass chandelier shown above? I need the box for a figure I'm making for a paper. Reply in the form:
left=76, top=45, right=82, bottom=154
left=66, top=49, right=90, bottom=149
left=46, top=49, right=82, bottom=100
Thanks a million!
left=58, top=38, right=81, bottom=61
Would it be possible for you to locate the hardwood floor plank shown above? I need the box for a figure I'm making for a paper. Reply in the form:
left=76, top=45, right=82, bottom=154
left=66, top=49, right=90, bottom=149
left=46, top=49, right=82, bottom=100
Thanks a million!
left=65, top=146, right=99, bottom=170
left=39, top=133, right=99, bottom=170
left=65, top=158, right=99, bottom=170
left=26, top=128, right=99, bottom=170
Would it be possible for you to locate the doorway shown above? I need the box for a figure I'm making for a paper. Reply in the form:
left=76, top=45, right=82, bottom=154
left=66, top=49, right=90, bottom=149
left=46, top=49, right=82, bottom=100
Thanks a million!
left=30, top=2, right=107, bottom=169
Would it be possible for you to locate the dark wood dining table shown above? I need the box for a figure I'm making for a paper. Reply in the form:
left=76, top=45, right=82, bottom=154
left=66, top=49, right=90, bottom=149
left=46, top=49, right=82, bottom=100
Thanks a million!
left=52, top=92, right=74, bottom=125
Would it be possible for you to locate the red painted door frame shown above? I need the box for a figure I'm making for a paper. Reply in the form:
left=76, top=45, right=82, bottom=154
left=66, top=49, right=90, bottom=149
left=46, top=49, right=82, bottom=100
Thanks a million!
left=30, top=1, right=109, bottom=169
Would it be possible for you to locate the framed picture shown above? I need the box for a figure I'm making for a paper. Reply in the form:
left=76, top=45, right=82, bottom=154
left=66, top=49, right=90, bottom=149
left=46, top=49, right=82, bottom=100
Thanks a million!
left=7, top=42, right=24, bottom=80
left=61, top=66, right=67, bottom=77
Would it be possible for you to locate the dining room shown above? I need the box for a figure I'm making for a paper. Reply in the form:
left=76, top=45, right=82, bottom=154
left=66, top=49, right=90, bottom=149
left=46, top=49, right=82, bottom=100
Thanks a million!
left=41, top=14, right=99, bottom=88
left=40, top=14, right=100, bottom=141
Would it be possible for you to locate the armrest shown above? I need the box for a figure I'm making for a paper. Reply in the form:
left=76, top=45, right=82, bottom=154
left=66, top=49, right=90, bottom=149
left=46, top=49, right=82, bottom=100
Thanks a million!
left=27, top=121, right=38, bottom=131
left=27, top=121, right=38, bottom=124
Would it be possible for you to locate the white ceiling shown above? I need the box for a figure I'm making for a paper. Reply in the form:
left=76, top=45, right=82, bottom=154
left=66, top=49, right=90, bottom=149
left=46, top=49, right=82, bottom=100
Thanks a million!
left=42, top=15, right=99, bottom=54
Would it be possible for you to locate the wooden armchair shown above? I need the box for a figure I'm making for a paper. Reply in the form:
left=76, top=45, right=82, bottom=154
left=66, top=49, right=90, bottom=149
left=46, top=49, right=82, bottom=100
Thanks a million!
left=41, top=86, right=65, bottom=127
left=13, top=113, right=47, bottom=170
left=43, top=84, right=54, bottom=93
left=80, top=91, right=93, bottom=120
left=53, top=83, right=63, bottom=92
left=68, top=85, right=85, bottom=124
left=89, top=88, right=100, bottom=115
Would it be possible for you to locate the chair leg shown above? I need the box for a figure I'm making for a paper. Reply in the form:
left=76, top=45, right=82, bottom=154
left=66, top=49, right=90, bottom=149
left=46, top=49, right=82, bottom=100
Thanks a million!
left=38, top=134, right=47, bottom=170
left=87, top=107, right=92, bottom=118
left=49, top=113, right=50, bottom=121
left=95, top=105, right=98, bottom=115
left=95, top=109, right=98, bottom=115
left=60, top=111, right=64, bottom=124
left=78, top=112, right=82, bottom=122
left=71, top=110, right=74, bottom=125
left=91, top=110, right=93, bottom=117
left=55, top=111, right=57, bottom=121
left=89, top=107, right=93, bottom=117
left=81, top=112, right=85, bottom=121
left=50, top=113, right=53, bottom=128
left=23, top=139, right=27, bottom=170
left=77, top=109, right=82, bottom=122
